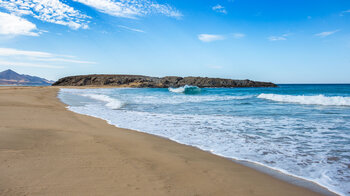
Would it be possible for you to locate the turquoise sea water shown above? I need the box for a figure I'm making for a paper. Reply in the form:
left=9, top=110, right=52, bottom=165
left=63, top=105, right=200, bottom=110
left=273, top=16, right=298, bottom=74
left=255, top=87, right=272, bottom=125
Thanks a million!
left=59, top=84, right=350, bottom=195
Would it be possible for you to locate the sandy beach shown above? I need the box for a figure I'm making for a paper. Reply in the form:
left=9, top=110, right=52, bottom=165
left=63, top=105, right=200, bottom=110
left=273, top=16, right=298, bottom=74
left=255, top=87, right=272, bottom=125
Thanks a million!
left=0, top=86, right=327, bottom=196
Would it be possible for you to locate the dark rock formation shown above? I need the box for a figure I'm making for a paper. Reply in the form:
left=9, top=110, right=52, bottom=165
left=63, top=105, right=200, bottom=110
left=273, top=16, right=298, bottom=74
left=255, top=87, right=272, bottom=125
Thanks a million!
left=0, top=69, right=53, bottom=86
left=52, top=74, right=277, bottom=88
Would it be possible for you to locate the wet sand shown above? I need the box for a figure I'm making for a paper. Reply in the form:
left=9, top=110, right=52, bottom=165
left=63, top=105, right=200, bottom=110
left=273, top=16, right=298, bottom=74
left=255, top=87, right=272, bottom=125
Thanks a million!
left=0, top=86, right=327, bottom=195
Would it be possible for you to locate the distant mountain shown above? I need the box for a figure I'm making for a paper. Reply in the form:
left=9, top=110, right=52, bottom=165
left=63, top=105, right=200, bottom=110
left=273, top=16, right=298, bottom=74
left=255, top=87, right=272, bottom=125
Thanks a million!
left=0, top=69, right=53, bottom=86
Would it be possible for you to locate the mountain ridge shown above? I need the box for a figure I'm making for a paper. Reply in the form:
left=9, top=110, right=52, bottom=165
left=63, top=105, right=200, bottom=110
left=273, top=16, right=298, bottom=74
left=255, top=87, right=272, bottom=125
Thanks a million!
left=0, top=69, right=53, bottom=86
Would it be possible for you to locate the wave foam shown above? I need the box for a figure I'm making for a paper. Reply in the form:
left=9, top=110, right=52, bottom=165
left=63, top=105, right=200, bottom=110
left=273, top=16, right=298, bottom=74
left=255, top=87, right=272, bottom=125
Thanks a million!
left=169, top=85, right=201, bottom=94
left=59, top=88, right=350, bottom=195
left=130, top=95, right=253, bottom=105
left=81, top=94, right=124, bottom=109
left=258, top=94, right=350, bottom=106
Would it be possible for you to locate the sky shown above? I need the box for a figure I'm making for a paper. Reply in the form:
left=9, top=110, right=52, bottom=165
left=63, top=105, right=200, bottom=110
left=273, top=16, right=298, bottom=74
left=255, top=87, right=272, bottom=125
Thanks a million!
left=0, top=0, right=349, bottom=83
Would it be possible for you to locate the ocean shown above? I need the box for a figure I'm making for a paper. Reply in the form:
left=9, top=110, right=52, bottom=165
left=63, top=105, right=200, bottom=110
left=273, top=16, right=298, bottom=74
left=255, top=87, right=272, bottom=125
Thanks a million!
left=58, top=84, right=350, bottom=195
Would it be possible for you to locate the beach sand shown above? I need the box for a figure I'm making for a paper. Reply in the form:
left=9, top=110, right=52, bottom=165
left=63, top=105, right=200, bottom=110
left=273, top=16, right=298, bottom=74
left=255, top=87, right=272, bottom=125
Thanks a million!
left=0, top=86, right=326, bottom=195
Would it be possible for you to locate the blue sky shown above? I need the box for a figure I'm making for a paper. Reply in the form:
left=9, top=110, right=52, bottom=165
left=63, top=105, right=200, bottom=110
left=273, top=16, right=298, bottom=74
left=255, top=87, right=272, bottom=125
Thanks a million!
left=0, top=0, right=349, bottom=83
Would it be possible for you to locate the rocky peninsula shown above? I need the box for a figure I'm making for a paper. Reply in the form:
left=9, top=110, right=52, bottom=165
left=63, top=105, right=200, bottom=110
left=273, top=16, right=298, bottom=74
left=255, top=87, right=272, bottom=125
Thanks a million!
left=52, top=74, right=277, bottom=88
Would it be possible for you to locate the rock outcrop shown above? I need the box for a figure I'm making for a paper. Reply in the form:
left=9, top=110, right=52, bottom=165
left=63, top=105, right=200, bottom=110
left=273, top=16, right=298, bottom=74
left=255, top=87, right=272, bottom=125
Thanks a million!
left=52, top=74, right=277, bottom=88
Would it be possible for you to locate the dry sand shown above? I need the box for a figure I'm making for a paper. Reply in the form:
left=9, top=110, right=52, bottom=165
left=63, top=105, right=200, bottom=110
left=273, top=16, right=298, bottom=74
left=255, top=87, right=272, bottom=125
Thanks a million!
left=0, top=86, right=327, bottom=195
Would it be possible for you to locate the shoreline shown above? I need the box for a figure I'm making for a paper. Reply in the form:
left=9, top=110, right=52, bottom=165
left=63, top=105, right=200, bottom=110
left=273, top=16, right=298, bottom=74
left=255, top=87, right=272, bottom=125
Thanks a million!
left=104, top=121, right=339, bottom=196
left=63, top=98, right=339, bottom=196
left=0, top=86, right=337, bottom=195
left=232, top=159, right=338, bottom=196
left=59, top=86, right=342, bottom=196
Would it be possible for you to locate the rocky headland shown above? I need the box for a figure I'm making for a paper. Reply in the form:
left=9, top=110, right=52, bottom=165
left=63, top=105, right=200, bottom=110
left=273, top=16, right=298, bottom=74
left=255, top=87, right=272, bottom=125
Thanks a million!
left=52, top=74, right=277, bottom=88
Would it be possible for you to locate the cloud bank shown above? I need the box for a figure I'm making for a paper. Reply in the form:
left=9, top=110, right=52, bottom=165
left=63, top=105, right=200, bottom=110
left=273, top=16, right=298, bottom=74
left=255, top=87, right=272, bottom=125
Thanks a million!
left=0, top=0, right=90, bottom=29
left=73, top=0, right=182, bottom=19
left=0, top=0, right=182, bottom=33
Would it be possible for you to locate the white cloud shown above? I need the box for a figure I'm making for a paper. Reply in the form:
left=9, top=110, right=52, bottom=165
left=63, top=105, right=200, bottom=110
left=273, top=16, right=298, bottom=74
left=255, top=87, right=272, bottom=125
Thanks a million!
left=0, top=0, right=90, bottom=30
left=315, top=30, right=339, bottom=38
left=268, top=33, right=291, bottom=41
left=212, top=4, right=227, bottom=14
left=0, top=47, right=96, bottom=69
left=0, top=47, right=52, bottom=57
left=118, top=25, right=145, bottom=33
left=198, top=34, right=225, bottom=42
left=233, top=33, right=245, bottom=39
left=0, top=0, right=182, bottom=31
left=73, top=0, right=182, bottom=19
left=198, top=33, right=245, bottom=42
left=0, top=60, right=64, bottom=69
left=29, top=57, right=96, bottom=64
left=0, top=12, right=39, bottom=36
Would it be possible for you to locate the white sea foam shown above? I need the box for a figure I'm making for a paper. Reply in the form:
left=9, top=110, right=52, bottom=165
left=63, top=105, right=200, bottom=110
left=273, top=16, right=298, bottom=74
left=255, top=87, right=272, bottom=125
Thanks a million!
left=81, top=94, right=124, bottom=109
left=63, top=106, right=350, bottom=195
left=59, top=88, right=350, bottom=196
left=258, top=94, right=350, bottom=106
left=169, top=85, right=201, bottom=94
left=130, top=95, right=253, bottom=105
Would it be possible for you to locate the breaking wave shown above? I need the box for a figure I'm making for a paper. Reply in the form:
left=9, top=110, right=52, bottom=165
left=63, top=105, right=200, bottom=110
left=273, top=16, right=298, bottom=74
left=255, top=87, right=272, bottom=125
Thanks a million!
left=169, top=85, right=201, bottom=94
left=258, top=94, right=350, bottom=106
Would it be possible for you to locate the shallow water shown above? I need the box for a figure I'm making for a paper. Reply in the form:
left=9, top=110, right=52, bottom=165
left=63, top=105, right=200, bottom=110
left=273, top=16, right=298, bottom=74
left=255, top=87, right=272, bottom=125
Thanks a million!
left=59, top=84, right=350, bottom=196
